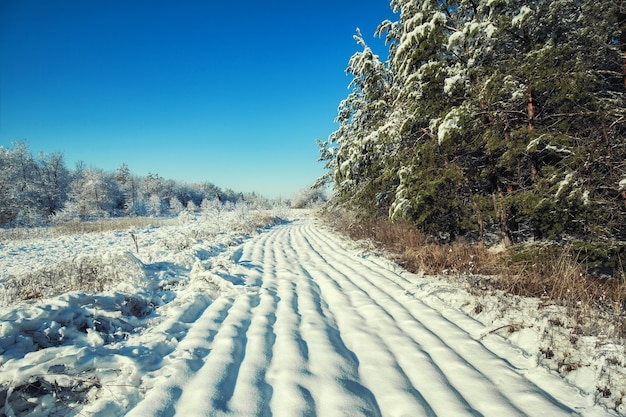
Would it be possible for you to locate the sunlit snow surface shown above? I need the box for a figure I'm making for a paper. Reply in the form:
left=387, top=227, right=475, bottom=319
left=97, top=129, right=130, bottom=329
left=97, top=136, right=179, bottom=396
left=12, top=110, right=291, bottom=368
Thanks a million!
left=0, top=210, right=623, bottom=416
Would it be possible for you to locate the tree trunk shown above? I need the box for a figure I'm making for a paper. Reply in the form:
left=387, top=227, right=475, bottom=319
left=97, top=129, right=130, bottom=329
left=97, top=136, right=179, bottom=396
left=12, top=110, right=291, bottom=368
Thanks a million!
left=622, top=52, right=626, bottom=89
left=617, top=10, right=626, bottom=88
left=493, top=191, right=512, bottom=247
left=527, top=90, right=536, bottom=130
left=464, top=177, right=485, bottom=245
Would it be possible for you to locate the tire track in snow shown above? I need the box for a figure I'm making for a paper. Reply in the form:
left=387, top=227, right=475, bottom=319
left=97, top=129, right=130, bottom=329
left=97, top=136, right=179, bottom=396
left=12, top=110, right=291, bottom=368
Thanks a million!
left=292, top=226, right=469, bottom=416
left=269, top=226, right=381, bottom=417
left=173, top=294, right=258, bottom=415
left=173, top=224, right=282, bottom=416
left=125, top=296, right=233, bottom=416
left=299, top=223, right=580, bottom=416
left=126, top=218, right=611, bottom=417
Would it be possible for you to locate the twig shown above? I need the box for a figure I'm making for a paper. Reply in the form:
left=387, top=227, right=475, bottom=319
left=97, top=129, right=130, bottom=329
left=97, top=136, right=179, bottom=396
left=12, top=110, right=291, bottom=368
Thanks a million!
left=129, top=232, right=139, bottom=254
left=479, top=323, right=523, bottom=339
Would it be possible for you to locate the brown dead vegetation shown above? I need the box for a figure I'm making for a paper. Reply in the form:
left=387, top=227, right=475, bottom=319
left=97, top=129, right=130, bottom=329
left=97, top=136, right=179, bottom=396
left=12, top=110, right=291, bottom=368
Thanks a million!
left=0, top=217, right=176, bottom=241
left=322, top=209, right=626, bottom=333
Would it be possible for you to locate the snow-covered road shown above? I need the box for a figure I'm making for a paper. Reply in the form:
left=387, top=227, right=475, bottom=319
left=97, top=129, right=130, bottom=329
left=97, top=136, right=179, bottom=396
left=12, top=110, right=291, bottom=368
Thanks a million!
left=123, top=219, right=610, bottom=417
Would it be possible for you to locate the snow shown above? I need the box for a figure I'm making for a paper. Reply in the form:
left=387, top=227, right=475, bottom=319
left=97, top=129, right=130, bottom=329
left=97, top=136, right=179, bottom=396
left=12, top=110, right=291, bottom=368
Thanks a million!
left=437, top=109, right=461, bottom=144
left=512, top=5, right=533, bottom=28
left=390, top=197, right=412, bottom=220
left=556, top=172, right=573, bottom=198
left=416, top=60, right=440, bottom=81
left=395, top=11, right=446, bottom=77
left=544, top=144, right=574, bottom=156
left=465, top=21, right=482, bottom=36
left=447, top=30, right=465, bottom=49
left=527, top=135, right=574, bottom=158
left=484, top=23, right=497, bottom=38
left=0, top=210, right=623, bottom=416
left=582, top=189, right=591, bottom=205
left=444, top=73, right=466, bottom=94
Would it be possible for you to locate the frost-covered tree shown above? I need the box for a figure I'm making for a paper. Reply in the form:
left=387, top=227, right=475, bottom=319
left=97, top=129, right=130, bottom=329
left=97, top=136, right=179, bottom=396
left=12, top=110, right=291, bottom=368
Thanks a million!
left=168, top=197, right=185, bottom=214
left=115, top=163, right=138, bottom=212
left=318, top=29, right=393, bottom=213
left=186, top=200, right=199, bottom=212
left=141, top=172, right=164, bottom=198
left=0, top=143, right=70, bottom=224
left=0, top=160, right=14, bottom=223
left=37, top=152, right=70, bottom=216
left=291, top=186, right=327, bottom=209
left=146, top=194, right=167, bottom=217
left=0, top=143, right=35, bottom=223
left=67, top=168, right=122, bottom=218
left=0, top=143, right=248, bottom=225
left=320, top=0, right=626, bottom=243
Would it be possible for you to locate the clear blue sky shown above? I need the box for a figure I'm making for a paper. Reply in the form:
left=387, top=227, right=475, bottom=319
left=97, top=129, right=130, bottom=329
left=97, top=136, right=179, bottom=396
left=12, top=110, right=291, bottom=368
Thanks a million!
left=0, top=0, right=395, bottom=198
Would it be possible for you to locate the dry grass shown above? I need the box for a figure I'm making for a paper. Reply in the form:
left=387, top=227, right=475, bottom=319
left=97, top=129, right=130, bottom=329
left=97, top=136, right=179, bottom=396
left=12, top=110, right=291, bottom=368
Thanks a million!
left=500, top=247, right=626, bottom=317
left=233, top=214, right=285, bottom=234
left=0, top=217, right=177, bottom=241
left=324, top=211, right=499, bottom=276
left=322, top=209, right=626, bottom=324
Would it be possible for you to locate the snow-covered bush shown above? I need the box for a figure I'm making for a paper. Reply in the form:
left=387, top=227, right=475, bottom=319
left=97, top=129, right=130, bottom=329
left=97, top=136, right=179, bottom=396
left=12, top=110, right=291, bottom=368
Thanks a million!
left=186, top=200, right=199, bottom=212
left=291, top=187, right=327, bottom=209
left=1, top=252, right=146, bottom=307
left=169, top=197, right=185, bottom=214
left=69, top=168, right=122, bottom=218
left=129, top=198, right=148, bottom=216
left=146, top=194, right=167, bottom=217
left=51, top=201, right=82, bottom=224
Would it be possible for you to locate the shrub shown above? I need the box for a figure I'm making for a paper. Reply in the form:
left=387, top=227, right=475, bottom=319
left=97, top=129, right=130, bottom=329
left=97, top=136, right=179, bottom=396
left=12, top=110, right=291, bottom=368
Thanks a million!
left=1, top=252, right=146, bottom=307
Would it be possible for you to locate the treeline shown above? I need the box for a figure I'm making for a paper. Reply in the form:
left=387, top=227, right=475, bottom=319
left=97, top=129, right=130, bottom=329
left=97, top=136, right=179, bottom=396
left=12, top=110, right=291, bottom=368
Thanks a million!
left=319, top=0, right=626, bottom=245
left=0, top=142, right=272, bottom=225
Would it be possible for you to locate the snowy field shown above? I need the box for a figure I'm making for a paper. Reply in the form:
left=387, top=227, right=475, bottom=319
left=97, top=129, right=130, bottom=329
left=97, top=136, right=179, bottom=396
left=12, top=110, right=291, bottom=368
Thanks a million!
left=0, top=209, right=624, bottom=416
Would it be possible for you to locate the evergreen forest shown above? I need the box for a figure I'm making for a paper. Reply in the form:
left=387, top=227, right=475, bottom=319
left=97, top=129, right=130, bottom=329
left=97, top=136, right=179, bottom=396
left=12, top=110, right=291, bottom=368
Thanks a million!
left=318, top=0, right=626, bottom=253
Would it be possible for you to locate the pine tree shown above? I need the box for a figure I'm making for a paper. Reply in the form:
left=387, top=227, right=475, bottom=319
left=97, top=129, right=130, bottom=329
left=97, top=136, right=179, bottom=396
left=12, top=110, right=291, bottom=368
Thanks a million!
left=318, top=29, right=393, bottom=214
left=115, top=163, right=138, bottom=211
left=319, top=0, right=626, bottom=243
left=472, top=0, right=626, bottom=240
